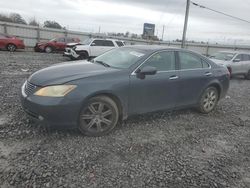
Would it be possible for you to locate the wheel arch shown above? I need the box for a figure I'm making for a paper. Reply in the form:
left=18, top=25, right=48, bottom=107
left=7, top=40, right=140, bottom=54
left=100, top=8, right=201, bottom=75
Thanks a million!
left=6, top=43, right=17, bottom=49
left=80, top=91, right=125, bottom=121
left=206, top=82, right=222, bottom=99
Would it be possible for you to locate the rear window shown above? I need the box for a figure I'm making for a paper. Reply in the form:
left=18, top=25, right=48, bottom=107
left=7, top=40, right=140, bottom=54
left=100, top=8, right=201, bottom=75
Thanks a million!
left=115, top=41, right=124, bottom=47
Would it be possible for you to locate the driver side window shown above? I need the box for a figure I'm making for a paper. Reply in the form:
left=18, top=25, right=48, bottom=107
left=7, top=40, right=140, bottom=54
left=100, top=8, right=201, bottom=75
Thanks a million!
left=141, top=51, right=175, bottom=71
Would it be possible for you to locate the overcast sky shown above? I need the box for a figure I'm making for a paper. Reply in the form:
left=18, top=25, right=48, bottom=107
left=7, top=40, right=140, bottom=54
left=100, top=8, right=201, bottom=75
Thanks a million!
left=1, top=0, right=250, bottom=44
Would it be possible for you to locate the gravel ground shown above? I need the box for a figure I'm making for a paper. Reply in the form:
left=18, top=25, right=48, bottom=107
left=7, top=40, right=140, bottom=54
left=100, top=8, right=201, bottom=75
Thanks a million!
left=0, top=51, right=250, bottom=188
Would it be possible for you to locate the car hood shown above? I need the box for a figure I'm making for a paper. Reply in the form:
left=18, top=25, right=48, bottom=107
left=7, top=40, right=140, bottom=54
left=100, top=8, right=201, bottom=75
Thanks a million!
left=210, top=58, right=231, bottom=66
left=28, top=61, right=119, bottom=86
left=66, top=42, right=80, bottom=46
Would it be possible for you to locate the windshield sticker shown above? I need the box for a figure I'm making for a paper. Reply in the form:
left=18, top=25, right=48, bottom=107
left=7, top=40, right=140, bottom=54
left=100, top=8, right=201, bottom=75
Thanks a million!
left=129, top=51, right=145, bottom=57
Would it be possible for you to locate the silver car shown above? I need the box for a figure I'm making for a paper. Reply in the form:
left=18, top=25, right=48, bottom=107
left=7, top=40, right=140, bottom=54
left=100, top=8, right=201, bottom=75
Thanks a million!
left=210, top=51, right=250, bottom=79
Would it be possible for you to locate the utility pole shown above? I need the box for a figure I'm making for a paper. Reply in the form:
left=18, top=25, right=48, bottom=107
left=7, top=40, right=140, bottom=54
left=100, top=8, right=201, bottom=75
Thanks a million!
left=181, top=0, right=190, bottom=48
left=98, top=26, right=101, bottom=33
left=161, top=25, right=165, bottom=41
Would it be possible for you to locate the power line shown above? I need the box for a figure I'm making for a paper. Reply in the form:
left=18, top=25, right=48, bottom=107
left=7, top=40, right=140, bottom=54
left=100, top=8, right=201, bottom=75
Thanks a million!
left=191, top=1, right=250, bottom=24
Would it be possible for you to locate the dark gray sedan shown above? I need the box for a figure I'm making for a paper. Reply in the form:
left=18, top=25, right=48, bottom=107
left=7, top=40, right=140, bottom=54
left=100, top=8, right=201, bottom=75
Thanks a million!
left=21, top=45, right=230, bottom=136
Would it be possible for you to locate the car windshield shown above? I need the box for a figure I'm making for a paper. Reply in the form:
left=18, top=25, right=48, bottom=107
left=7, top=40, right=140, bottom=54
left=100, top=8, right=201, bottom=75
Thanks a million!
left=93, top=48, right=145, bottom=69
left=210, top=52, right=235, bottom=61
left=81, top=38, right=92, bottom=45
left=49, top=38, right=57, bottom=42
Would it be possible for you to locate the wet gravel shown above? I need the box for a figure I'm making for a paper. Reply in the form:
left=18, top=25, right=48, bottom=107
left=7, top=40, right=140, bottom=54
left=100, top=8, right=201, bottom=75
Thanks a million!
left=0, top=51, right=250, bottom=188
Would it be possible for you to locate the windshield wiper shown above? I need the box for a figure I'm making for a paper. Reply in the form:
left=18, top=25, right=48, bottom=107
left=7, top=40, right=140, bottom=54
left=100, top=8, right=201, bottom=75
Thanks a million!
left=95, top=60, right=110, bottom=67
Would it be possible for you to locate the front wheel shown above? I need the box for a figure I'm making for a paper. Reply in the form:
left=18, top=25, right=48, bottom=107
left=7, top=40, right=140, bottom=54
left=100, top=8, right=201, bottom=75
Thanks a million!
left=79, top=96, right=119, bottom=136
left=198, top=87, right=219, bottom=113
left=45, top=46, right=53, bottom=53
left=7, top=44, right=16, bottom=52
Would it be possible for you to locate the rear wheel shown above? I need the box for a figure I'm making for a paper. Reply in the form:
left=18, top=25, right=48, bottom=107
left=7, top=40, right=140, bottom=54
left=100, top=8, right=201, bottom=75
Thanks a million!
left=7, top=44, right=16, bottom=52
left=79, top=96, right=119, bottom=136
left=198, top=87, right=219, bottom=113
left=45, top=46, right=53, bottom=53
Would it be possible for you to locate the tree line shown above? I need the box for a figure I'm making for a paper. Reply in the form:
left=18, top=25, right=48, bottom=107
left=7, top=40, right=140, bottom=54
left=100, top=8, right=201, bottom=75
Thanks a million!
left=0, top=12, right=65, bottom=29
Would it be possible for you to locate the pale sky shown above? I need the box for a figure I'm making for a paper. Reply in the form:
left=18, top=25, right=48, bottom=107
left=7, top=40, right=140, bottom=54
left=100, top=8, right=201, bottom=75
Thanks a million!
left=1, top=0, right=250, bottom=44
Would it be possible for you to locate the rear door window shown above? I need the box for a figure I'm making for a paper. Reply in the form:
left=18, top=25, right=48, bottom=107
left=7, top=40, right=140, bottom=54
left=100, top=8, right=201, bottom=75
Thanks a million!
left=178, top=52, right=203, bottom=70
left=103, top=40, right=115, bottom=47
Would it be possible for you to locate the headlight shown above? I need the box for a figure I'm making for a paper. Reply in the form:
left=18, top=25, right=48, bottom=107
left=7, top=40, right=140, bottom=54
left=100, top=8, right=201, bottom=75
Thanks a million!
left=34, top=85, right=77, bottom=97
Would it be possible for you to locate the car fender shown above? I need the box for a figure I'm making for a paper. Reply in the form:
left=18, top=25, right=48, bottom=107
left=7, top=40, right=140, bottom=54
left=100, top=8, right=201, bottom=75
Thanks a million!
left=80, top=90, right=128, bottom=120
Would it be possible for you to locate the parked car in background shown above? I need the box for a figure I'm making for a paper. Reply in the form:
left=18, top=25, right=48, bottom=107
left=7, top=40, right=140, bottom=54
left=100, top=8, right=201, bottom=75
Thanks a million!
left=64, top=38, right=125, bottom=60
left=21, top=46, right=229, bottom=136
left=210, top=51, right=250, bottom=79
left=34, top=37, right=80, bottom=53
left=0, top=33, right=25, bottom=52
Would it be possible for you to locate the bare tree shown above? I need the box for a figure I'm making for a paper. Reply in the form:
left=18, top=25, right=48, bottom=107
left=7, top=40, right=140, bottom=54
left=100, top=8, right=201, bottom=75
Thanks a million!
left=29, top=18, right=39, bottom=26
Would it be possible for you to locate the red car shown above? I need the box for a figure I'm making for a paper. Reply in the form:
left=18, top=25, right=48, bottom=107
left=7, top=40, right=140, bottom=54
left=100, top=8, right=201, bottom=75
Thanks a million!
left=34, top=37, right=80, bottom=53
left=0, top=33, right=25, bottom=52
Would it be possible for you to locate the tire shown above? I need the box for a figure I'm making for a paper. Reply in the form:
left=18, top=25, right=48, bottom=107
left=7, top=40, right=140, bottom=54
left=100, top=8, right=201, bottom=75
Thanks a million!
left=7, top=44, right=16, bottom=52
left=198, top=87, right=219, bottom=113
left=78, top=51, right=88, bottom=60
left=45, top=46, right=53, bottom=53
left=79, top=96, right=119, bottom=136
left=245, top=70, right=250, bottom=80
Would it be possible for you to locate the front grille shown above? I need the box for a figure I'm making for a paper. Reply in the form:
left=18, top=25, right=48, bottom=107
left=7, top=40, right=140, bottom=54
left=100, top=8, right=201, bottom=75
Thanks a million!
left=25, top=81, right=37, bottom=96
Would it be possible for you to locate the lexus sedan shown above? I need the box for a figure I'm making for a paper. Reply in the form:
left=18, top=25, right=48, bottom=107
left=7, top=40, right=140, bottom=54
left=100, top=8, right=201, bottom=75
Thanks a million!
left=21, top=45, right=230, bottom=136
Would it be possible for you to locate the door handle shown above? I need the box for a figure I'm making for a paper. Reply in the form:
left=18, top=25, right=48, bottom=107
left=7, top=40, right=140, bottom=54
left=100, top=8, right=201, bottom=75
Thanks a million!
left=204, top=72, right=212, bottom=76
left=169, top=75, right=179, bottom=80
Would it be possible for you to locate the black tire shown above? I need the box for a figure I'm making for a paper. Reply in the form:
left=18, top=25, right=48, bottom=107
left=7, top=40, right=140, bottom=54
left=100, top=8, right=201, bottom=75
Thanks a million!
left=245, top=70, right=250, bottom=80
left=198, top=87, right=219, bottom=113
left=78, top=51, right=88, bottom=60
left=79, top=96, right=119, bottom=136
left=7, top=44, right=16, bottom=52
left=45, top=46, right=53, bottom=53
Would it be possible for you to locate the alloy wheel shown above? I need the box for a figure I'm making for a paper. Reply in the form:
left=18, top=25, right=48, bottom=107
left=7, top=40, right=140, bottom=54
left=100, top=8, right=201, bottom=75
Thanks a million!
left=79, top=97, right=119, bottom=136
left=202, top=89, right=218, bottom=112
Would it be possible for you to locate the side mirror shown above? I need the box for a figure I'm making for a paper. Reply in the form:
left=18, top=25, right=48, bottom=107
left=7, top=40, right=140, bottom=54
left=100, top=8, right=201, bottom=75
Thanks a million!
left=91, top=42, right=96, bottom=46
left=233, top=59, right=240, bottom=62
left=136, top=66, right=157, bottom=79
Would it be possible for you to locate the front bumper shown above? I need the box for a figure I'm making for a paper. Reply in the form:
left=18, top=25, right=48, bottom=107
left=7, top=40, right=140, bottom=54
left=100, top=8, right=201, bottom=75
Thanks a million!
left=63, top=48, right=80, bottom=59
left=20, top=82, right=80, bottom=129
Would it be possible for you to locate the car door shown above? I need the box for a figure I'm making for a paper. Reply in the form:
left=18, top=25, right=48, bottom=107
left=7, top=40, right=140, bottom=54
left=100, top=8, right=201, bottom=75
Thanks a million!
left=55, top=37, right=66, bottom=51
left=231, top=54, right=244, bottom=74
left=101, top=40, right=116, bottom=54
left=241, top=54, right=250, bottom=74
left=129, top=51, right=179, bottom=115
left=89, top=40, right=106, bottom=57
left=176, top=51, right=213, bottom=107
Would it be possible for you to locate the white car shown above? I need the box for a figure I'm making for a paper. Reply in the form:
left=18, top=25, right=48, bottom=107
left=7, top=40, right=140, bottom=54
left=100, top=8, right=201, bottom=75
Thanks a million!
left=64, top=38, right=125, bottom=60
left=210, top=51, right=250, bottom=79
